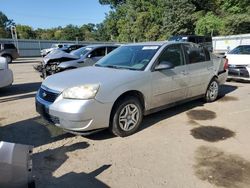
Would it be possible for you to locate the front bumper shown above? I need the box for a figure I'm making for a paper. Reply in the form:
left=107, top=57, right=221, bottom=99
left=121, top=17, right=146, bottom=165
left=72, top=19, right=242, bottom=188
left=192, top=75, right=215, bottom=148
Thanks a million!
left=228, top=65, right=250, bottom=81
left=0, top=69, right=13, bottom=88
left=35, top=90, right=113, bottom=133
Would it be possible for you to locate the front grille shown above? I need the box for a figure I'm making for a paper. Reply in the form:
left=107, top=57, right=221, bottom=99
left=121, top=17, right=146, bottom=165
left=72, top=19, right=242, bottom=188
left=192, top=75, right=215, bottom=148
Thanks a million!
left=228, top=65, right=250, bottom=78
left=39, top=87, right=59, bottom=103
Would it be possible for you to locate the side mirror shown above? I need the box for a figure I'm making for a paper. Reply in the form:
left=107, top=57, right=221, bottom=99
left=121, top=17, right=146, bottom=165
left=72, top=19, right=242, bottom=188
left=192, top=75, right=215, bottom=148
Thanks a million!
left=155, top=61, right=174, bottom=71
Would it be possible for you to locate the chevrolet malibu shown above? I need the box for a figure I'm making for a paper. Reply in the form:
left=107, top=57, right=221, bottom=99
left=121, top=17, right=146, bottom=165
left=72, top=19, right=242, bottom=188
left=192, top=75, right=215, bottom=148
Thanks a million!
left=36, top=42, right=228, bottom=137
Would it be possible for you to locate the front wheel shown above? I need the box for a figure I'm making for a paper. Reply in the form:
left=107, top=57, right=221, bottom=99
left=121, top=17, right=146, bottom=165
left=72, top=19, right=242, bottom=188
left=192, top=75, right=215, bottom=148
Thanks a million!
left=204, top=78, right=219, bottom=102
left=110, top=97, right=143, bottom=137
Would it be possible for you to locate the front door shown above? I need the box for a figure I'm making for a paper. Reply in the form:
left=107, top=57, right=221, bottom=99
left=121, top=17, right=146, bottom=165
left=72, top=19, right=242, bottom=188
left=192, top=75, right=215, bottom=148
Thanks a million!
left=151, top=44, right=189, bottom=109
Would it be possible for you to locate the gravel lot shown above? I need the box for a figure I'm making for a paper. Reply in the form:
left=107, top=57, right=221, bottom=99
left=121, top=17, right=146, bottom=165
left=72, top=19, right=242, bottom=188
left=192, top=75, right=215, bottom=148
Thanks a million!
left=0, top=58, right=250, bottom=188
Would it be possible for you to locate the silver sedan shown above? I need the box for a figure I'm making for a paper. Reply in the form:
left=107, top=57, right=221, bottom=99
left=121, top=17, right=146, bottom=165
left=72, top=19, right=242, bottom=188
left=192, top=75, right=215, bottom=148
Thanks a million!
left=36, top=41, right=228, bottom=137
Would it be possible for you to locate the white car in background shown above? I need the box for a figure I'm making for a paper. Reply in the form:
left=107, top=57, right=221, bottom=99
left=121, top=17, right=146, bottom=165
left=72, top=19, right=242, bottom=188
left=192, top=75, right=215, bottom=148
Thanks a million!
left=0, top=57, right=13, bottom=88
left=40, top=43, right=70, bottom=57
left=227, top=45, right=250, bottom=81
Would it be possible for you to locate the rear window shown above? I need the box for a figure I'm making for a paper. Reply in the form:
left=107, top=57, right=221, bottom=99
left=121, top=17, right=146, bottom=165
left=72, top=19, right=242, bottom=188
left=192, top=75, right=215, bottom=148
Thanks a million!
left=3, top=44, right=16, bottom=49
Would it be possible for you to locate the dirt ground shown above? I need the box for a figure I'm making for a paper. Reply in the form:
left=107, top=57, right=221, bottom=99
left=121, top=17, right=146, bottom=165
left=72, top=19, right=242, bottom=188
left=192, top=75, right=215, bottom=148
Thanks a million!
left=0, top=58, right=250, bottom=188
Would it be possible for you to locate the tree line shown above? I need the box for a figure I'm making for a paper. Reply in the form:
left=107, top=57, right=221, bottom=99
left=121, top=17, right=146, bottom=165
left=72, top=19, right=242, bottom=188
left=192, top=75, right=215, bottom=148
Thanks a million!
left=0, top=0, right=250, bottom=42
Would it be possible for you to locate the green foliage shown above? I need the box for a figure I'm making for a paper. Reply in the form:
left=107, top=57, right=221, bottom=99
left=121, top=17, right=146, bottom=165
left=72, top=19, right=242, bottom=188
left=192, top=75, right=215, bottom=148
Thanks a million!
left=195, top=12, right=224, bottom=36
left=162, top=0, right=196, bottom=37
left=0, top=11, right=14, bottom=38
left=16, top=24, right=36, bottom=39
left=99, top=0, right=126, bottom=8
left=223, top=14, right=250, bottom=35
left=1, top=0, right=250, bottom=41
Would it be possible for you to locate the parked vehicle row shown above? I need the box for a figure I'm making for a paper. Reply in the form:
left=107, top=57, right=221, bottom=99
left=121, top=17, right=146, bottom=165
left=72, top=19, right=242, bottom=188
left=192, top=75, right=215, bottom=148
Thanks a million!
left=35, top=44, right=119, bottom=78
left=40, top=43, right=85, bottom=57
left=36, top=41, right=228, bottom=137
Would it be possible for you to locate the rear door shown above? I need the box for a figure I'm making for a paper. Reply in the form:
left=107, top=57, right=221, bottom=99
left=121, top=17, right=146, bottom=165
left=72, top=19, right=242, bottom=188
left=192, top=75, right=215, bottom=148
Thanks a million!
left=151, top=44, right=189, bottom=108
left=183, top=43, right=213, bottom=97
left=83, top=47, right=106, bottom=67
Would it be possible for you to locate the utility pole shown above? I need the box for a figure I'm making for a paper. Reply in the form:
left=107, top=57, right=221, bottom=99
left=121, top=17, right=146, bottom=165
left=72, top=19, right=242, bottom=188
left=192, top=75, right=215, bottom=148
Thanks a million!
left=11, top=26, right=19, bottom=53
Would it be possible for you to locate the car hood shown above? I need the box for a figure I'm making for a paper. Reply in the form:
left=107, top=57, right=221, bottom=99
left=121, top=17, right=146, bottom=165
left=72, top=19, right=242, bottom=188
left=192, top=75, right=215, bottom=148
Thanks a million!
left=42, top=66, right=145, bottom=92
left=226, top=54, right=250, bottom=65
left=43, top=51, right=79, bottom=64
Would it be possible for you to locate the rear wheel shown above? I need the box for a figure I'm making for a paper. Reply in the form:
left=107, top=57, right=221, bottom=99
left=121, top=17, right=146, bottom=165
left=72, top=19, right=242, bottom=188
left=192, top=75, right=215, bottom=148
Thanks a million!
left=205, top=78, right=219, bottom=102
left=110, top=96, right=143, bottom=137
left=3, top=55, right=12, bottom=63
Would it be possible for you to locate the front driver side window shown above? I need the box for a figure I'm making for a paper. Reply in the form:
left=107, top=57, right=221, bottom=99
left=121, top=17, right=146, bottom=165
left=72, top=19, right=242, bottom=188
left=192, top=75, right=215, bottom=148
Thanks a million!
left=158, top=45, right=184, bottom=67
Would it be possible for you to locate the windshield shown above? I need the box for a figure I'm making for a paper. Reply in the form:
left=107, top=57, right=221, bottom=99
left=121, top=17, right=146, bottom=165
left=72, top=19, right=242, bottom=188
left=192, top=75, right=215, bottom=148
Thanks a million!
left=70, top=47, right=92, bottom=57
left=95, top=45, right=160, bottom=70
left=229, top=45, right=250, bottom=55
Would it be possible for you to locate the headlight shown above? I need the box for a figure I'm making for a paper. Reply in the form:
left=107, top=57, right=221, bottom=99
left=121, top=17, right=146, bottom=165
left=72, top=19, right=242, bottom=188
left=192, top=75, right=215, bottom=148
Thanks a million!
left=62, top=84, right=99, bottom=99
left=247, top=64, right=250, bottom=68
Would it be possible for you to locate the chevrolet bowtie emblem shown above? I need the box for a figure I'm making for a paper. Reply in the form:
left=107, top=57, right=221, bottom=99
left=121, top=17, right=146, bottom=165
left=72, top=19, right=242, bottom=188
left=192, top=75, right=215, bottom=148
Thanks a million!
left=42, top=92, right=47, bottom=97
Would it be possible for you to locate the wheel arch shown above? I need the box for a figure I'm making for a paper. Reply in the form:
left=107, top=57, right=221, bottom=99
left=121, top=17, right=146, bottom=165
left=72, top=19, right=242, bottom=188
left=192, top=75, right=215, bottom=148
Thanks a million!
left=109, top=90, right=145, bottom=123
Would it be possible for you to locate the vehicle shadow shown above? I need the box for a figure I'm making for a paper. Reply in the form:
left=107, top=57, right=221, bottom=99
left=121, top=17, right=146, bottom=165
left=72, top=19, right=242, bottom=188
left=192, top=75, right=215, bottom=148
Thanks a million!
left=0, top=82, right=41, bottom=98
left=217, top=84, right=238, bottom=98
left=33, top=142, right=111, bottom=188
left=0, top=116, right=73, bottom=147
left=0, top=93, right=36, bottom=103
left=88, top=84, right=238, bottom=140
left=12, top=58, right=42, bottom=64
left=0, top=117, right=111, bottom=187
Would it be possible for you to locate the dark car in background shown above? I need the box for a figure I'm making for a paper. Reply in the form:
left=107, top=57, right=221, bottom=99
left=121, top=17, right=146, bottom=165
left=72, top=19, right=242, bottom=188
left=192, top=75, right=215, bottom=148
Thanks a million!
left=35, top=44, right=119, bottom=78
left=169, top=35, right=213, bottom=52
left=62, top=44, right=85, bottom=53
left=0, top=43, right=19, bottom=63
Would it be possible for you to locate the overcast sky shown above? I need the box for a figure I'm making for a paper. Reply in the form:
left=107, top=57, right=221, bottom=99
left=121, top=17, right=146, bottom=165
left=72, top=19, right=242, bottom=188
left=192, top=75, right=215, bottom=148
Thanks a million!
left=0, top=0, right=110, bottom=28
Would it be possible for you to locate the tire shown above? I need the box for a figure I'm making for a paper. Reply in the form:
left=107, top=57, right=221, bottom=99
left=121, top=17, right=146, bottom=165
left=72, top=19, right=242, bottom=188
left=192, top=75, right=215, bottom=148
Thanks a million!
left=204, top=78, right=219, bottom=102
left=3, top=55, right=12, bottom=63
left=110, top=96, right=143, bottom=137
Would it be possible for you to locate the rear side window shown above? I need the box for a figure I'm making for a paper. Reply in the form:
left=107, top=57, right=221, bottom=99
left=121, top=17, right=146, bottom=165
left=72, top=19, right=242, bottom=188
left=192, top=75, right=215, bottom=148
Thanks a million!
left=158, top=44, right=184, bottom=67
left=91, top=47, right=106, bottom=57
left=183, top=44, right=206, bottom=64
left=4, top=44, right=16, bottom=49
left=107, top=47, right=117, bottom=53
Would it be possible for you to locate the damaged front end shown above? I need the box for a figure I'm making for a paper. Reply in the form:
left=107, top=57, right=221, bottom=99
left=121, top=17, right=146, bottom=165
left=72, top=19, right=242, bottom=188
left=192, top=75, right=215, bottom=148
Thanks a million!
left=33, top=61, right=61, bottom=78
left=34, top=57, right=78, bottom=79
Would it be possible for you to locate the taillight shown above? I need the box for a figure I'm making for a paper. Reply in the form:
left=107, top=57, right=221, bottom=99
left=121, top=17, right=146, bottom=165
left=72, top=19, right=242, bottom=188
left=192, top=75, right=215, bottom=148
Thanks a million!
left=224, top=58, right=229, bottom=70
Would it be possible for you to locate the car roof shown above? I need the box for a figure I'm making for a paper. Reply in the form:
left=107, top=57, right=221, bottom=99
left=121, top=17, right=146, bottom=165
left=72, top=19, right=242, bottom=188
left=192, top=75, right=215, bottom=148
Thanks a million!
left=124, top=41, right=191, bottom=47
left=84, top=44, right=120, bottom=48
left=236, top=45, right=250, bottom=47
